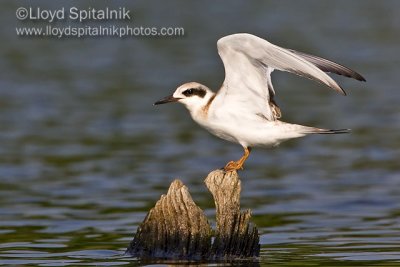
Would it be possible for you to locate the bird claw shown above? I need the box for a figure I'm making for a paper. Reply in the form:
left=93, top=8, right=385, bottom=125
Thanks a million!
left=223, top=161, right=243, bottom=172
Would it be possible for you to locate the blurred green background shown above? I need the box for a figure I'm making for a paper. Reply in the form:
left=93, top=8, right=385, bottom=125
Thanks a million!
left=0, top=0, right=399, bottom=265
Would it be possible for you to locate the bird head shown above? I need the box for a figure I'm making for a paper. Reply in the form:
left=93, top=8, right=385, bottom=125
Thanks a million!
left=154, top=82, right=214, bottom=112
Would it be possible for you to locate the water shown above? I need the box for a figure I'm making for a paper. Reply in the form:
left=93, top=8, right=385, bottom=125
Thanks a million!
left=1, top=0, right=400, bottom=265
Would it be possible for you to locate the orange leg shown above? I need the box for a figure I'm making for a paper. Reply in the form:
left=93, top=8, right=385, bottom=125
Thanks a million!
left=224, top=147, right=252, bottom=172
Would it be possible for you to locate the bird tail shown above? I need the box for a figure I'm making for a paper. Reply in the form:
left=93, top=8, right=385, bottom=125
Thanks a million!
left=301, top=126, right=350, bottom=134
left=266, top=122, right=349, bottom=146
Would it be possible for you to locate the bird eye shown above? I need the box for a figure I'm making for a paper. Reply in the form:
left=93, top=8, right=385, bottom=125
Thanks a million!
left=183, top=88, right=194, bottom=96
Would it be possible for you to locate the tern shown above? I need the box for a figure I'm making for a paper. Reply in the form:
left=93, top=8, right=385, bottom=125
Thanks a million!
left=155, top=33, right=365, bottom=172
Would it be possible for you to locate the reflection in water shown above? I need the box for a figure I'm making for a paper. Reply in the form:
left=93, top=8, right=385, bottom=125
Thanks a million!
left=1, top=0, right=400, bottom=266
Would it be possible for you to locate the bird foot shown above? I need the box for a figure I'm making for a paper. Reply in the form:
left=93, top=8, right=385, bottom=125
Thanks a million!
left=223, top=160, right=243, bottom=172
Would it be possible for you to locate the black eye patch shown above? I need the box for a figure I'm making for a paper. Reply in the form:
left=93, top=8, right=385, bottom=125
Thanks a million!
left=182, top=88, right=206, bottom=98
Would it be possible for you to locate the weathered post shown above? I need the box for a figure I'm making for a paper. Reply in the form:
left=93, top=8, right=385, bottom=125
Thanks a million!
left=126, top=169, right=260, bottom=261
left=205, top=170, right=260, bottom=259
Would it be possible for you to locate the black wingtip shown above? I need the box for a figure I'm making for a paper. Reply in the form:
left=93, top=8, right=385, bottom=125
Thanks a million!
left=288, top=49, right=366, bottom=83
left=338, top=85, right=347, bottom=96
left=350, top=71, right=366, bottom=82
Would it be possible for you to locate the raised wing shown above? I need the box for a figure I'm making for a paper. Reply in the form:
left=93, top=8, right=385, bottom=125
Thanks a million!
left=215, top=33, right=364, bottom=121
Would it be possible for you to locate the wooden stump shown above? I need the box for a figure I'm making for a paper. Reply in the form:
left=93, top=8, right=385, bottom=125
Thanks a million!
left=126, top=180, right=212, bottom=260
left=206, top=170, right=260, bottom=259
left=126, top=170, right=260, bottom=261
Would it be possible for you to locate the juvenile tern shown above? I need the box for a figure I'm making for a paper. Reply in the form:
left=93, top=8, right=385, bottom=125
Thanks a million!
left=155, top=33, right=365, bottom=172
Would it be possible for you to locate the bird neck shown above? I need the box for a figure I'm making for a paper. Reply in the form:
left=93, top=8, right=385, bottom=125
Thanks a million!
left=186, top=92, right=216, bottom=122
left=202, top=93, right=217, bottom=115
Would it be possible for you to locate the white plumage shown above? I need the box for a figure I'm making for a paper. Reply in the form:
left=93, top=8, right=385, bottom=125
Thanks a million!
left=155, top=33, right=365, bottom=171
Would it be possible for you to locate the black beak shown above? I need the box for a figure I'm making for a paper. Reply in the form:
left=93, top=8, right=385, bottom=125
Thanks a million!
left=154, top=95, right=181, bottom=105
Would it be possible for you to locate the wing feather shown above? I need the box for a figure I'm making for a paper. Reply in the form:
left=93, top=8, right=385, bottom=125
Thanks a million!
left=288, top=49, right=366, bottom=82
left=214, top=33, right=364, bottom=121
